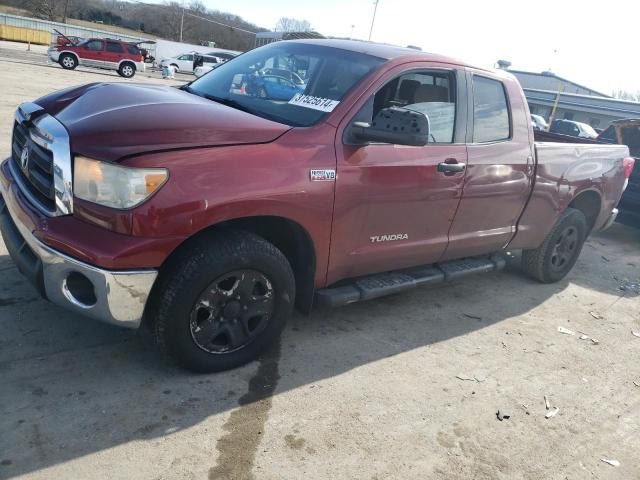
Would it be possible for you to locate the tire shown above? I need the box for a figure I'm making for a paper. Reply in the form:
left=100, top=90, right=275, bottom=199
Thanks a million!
left=521, top=207, right=587, bottom=283
left=170, top=63, right=179, bottom=72
left=59, top=53, right=77, bottom=70
left=118, top=62, right=136, bottom=78
left=149, top=230, right=295, bottom=372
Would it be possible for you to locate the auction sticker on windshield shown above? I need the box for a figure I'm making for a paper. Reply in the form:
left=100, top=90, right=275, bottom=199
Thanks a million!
left=288, top=93, right=339, bottom=112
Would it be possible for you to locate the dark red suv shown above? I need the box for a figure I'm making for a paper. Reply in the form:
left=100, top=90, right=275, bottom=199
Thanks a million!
left=48, top=38, right=145, bottom=78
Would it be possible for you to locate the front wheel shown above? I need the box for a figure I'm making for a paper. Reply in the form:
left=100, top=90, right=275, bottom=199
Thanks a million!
left=150, top=231, right=295, bottom=372
left=521, top=207, right=587, bottom=283
left=59, top=53, right=77, bottom=70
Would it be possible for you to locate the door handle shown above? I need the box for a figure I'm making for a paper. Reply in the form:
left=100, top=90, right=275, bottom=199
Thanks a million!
left=437, top=161, right=466, bottom=174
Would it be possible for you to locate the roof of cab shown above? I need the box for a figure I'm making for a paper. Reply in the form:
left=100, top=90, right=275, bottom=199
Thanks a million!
left=286, top=38, right=487, bottom=70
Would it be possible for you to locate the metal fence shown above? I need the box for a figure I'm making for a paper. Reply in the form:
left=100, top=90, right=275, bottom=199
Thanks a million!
left=0, top=12, right=151, bottom=44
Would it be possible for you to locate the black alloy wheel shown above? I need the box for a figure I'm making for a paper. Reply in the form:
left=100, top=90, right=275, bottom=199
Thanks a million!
left=190, top=269, right=275, bottom=354
left=549, top=225, right=578, bottom=272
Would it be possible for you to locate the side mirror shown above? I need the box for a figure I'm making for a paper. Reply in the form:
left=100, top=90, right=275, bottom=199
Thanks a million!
left=351, top=106, right=429, bottom=146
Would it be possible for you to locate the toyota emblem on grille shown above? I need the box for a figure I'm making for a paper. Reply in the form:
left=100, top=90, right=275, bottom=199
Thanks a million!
left=20, top=145, right=29, bottom=170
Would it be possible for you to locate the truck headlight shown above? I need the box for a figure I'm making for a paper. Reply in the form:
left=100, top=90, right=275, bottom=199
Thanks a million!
left=74, top=156, right=168, bottom=209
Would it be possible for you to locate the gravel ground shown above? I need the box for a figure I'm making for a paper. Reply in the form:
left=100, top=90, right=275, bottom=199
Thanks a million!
left=0, top=54, right=639, bottom=480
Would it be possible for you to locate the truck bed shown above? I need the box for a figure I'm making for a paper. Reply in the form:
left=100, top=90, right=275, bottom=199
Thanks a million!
left=508, top=139, right=630, bottom=249
left=533, top=130, right=602, bottom=144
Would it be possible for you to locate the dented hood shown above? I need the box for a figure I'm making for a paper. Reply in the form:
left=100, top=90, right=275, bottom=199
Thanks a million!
left=35, top=82, right=291, bottom=161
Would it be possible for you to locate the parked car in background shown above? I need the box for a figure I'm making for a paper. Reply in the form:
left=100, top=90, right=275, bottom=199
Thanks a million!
left=243, top=72, right=306, bottom=100
left=4, top=40, right=632, bottom=373
left=550, top=119, right=598, bottom=139
left=194, top=62, right=222, bottom=78
left=193, top=50, right=239, bottom=78
left=205, top=50, right=239, bottom=62
left=263, top=68, right=305, bottom=85
left=530, top=113, right=548, bottom=131
left=48, top=38, right=145, bottom=78
left=598, top=119, right=640, bottom=227
left=160, top=52, right=197, bottom=73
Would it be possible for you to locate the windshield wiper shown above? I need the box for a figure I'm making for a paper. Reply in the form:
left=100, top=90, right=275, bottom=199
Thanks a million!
left=185, top=89, right=254, bottom=115
left=201, top=94, right=255, bottom=115
left=182, top=87, right=275, bottom=122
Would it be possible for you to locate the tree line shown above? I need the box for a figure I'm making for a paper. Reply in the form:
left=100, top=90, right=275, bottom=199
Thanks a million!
left=3, top=0, right=311, bottom=51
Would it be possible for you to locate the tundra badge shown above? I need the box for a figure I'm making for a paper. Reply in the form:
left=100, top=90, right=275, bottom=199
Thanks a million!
left=370, top=233, right=409, bottom=243
left=310, top=169, right=336, bottom=181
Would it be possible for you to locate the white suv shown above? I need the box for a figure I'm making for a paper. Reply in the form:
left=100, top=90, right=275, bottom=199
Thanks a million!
left=160, top=53, right=196, bottom=73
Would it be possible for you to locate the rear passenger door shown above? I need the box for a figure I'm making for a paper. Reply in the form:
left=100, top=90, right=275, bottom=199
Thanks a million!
left=103, top=41, right=125, bottom=69
left=442, top=70, right=534, bottom=260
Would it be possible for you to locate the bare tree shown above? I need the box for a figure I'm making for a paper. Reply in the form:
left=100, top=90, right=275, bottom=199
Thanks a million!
left=26, top=0, right=58, bottom=20
left=274, top=17, right=312, bottom=32
left=612, top=89, right=640, bottom=102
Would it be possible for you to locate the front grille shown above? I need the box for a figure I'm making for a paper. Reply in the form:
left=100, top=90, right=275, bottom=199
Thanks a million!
left=10, top=120, right=56, bottom=212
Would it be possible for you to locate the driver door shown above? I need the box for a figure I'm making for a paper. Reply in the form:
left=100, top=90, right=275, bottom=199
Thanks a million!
left=327, top=65, right=469, bottom=283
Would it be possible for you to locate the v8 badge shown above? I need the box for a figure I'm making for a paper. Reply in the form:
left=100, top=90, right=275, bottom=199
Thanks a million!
left=310, top=169, right=336, bottom=181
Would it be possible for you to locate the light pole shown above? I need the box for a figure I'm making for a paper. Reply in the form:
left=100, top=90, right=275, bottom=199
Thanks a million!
left=179, top=0, right=185, bottom=42
left=368, top=0, right=379, bottom=41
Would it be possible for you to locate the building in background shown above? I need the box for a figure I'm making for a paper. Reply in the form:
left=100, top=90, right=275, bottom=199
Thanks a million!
left=499, top=65, right=640, bottom=130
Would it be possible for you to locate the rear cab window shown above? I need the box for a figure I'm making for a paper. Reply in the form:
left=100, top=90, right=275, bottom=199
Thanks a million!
left=472, top=76, right=511, bottom=143
left=599, top=126, right=617, bottom=143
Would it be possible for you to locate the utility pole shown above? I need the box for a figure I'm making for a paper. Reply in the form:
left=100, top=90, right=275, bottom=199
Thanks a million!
left=368, top=0, right=379, bottom=41
left=62, top=0, right=70, bottom=23
left=179, top=0, right=185, bottom=42
left=547, top=84, right=564, bottom=130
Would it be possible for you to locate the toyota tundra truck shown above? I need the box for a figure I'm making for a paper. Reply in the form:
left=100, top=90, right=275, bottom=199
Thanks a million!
left=1, top=40, right=633, bottom=372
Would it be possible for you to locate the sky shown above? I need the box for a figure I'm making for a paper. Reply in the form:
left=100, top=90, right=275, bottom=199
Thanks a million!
left=150, top=0, right=639, bottom=95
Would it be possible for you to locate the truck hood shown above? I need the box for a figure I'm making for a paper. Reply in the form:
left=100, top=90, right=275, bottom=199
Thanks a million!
left=35, top=83, right=291, bottom=161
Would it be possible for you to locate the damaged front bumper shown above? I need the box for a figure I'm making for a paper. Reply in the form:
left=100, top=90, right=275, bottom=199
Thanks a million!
left=0, top=181, right=157, bottom=329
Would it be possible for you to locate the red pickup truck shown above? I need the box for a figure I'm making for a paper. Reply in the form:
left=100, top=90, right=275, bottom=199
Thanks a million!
left=1, top=40, right=633, bottom=372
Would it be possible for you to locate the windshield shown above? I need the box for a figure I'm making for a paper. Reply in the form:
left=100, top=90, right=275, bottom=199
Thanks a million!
left=187, top=42, right=385, bottom=127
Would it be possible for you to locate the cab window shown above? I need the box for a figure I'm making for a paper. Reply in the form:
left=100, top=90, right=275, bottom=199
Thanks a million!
left=599, top=126, right=617, bottom=143
left=355, top=70, right=457, bottom=143
left=472, top=76, right=510, bottom=143
left=85, top=40, right=104, bottom=51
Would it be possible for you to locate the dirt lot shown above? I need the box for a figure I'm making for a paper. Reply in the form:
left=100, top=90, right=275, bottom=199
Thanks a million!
left=0, top=57, right=639, bottom=480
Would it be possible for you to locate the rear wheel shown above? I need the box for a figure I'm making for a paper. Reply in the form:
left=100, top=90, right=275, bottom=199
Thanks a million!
left=59, top=53, right=77, bottom=70
left=521, top=207, right=587, bottom=283
left=150, top=231, right=295, bottom=372
left=118, top=62, right=136, bottom=78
